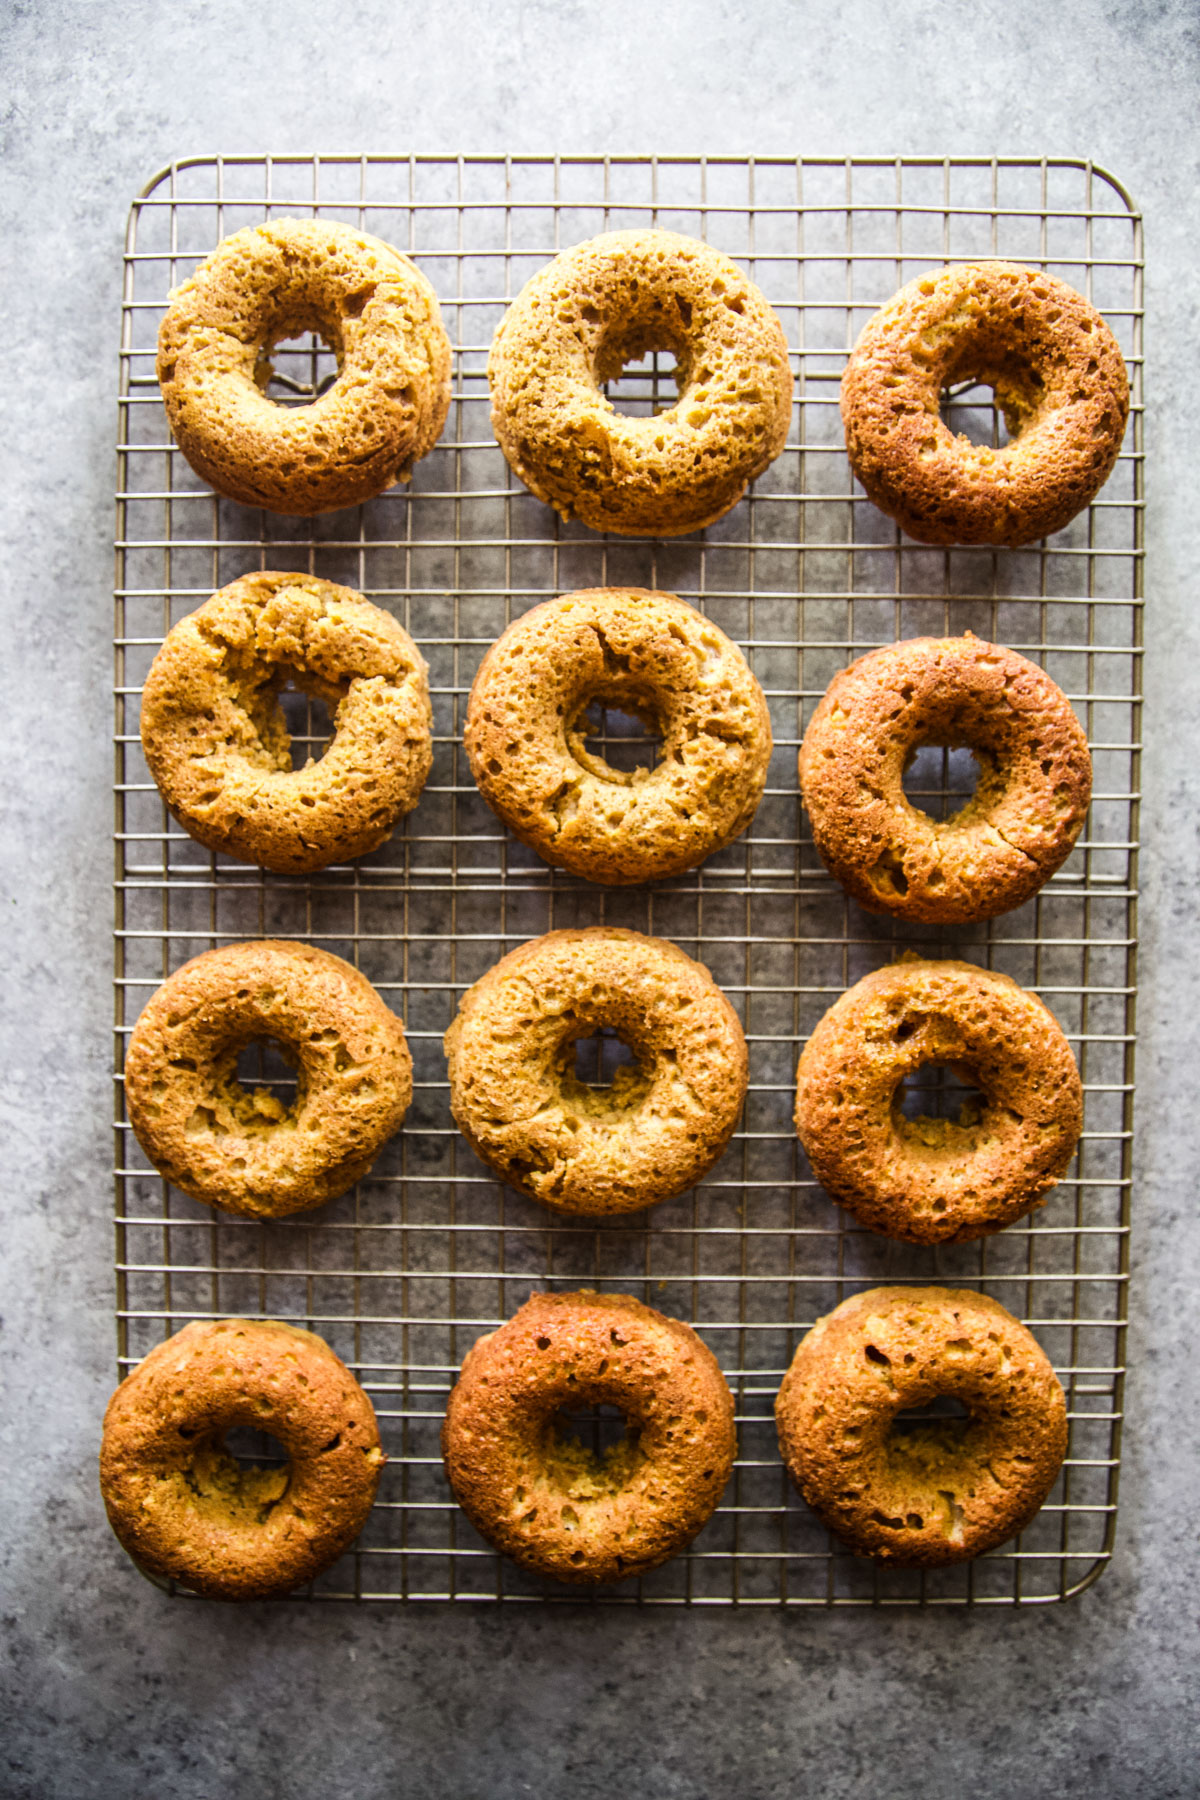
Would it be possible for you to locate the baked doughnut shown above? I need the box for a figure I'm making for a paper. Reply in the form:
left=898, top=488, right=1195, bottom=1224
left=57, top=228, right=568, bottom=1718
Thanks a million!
left=125, top=940, right=412, bottom=1219
left=157, top=217, right=452, bottom=514
left=488, top=230, right=793, bottom=536
left=100, top=1318, right=384, bottom=1598
left=444, top=928, right=747, bottom=1215
left=841, top=261, right=1129, bottom=545
left=795, top=958, right=1082, bottom=1244
left=465, top=588, right=772, bottom=884
left=799, top=635, right=1091, bottom=922
left=140, top=572, right=432, bottom=874
left=442, top=1291, right=735, bottom=1584
left=775, top=1287, right=1067, bottom=1565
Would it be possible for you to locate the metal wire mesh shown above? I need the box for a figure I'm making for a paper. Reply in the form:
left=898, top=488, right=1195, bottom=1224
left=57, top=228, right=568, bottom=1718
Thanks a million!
left=113, top=155, right=1142, bottom=1606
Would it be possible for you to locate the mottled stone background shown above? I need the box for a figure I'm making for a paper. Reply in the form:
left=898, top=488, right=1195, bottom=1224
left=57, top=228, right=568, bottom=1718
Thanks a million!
left=2, top=3, right=1197, bottom=1795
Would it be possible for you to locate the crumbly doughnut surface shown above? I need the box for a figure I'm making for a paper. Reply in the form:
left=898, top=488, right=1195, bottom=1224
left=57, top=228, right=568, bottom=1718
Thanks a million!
left=140, top=572, right=432, bottom=874
left=442, top=1291, right=735, bottom=1584
left=488, top=230, right=793, bottom=537
left=795, top=958, right=1082, bottom=1244
left=100, top=1319, right=385, bottom=1599
left=125, top=940, right=412, bottom=1219
left=444, top=928, right=747, bottom=1216
left=465, top=589, right=772, bottom=885
left=799, top=635, right=1091, bottom=922
left=157, top=217, right=452, bottom=514
left=775, top=1286, right=1067, bottom=1566
left=841, top=261, right=1129, bottom=546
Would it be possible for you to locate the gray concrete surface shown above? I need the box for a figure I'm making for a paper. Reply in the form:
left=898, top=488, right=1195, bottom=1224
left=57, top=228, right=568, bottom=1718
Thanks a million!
left=2, top=2, right=1198, bottom=1795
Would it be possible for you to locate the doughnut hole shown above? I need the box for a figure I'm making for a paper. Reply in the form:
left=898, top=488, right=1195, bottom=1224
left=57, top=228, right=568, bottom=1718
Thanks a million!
left=540, top=1402, right=646, bottom=1505
left=939, top=377, right=1012, bottom=449
left=224, top=656, right=349, bottom=779
left=583, top=698, right=663, bottom=776
left=570, top=1026, right=639, bottom=1089
left=546, top=1404, right=644, bottom=1476
left=255, top=328, right=341, bottom=405
left=900, top=743, right=982, bottom=823
left=214, top=1035, right=306, bottom=1131
left=249, top=281, right=351, bottom=403
left=222, top=1424, right=292, bottom=1474
left=603, top=346, right=680, bottom=418
left=279, top=684, right=336, bottom=769
left=880, top=1396, right=975, bottom=1539
left=937, top=340, right=1046, bottom=447
left=595, top=307, right=688, bottom=420
left=564, top=687, right=665, bottom=786
left=892, top=1060, right=990, bottom=1151
left=173, top=1423, right=292, bottom=1526
left=556, top=1025, right=652, bottom=1118
left=890, top=1393, right=971, bottom=1433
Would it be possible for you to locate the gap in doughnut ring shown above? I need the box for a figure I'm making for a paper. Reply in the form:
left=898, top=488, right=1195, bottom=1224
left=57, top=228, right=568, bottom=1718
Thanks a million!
left=549, top=1402, right=636, bottom=1466
left=258, top=330, right=340, bottom=406
left=180, top=1426, right=292, bottom=1519
left=891, top=1395, right=971, bottom=1433
left=222, top=1425, right=291, bottom=1471
left=581, top=699, right=662, bottom=776
left=939, top=377, right=1012, bottom=448
left=894, top=1061, right=987, bottom=1129
left=235, top=1037, right=301, bottom=1113
left=571, top=1026, right=638, bottom=1090
left=901, top=744, right=980, bottom=822
left=279, top=683, right=335, bottom=770
left=603, top=347, right=679, bottom=418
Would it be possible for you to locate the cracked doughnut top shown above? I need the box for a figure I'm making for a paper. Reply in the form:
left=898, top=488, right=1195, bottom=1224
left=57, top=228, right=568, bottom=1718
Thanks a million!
left=798, top=635, right=1091, bottom=922
left=157, top=217, right=452, bottom=515
left=443, top=928, right=748, bottom=1216
left=794, top=957, right=1083, bottom=1244
left=488, top=229, right=794, bottom=537
left=442, top=1290, right=736, bottom=1584
left=464, top=588, right=772, bottom=886
left=775, top=1286, right=1068, bottom=1566
left=124, top=940, right=412, bottom=1219
left=140, top=572, right=432, bottom=874
left=841, top=261, right=1129, bottom=546
left=101, top=1318, right=385, bottom=1599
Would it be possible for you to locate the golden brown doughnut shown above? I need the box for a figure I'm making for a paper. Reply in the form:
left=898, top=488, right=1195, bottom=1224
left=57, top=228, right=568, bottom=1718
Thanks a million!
left=465, top=588, right=772, bottom=885
left=841, top=261, right=1129, bottom=545
left=140, top=572, right=432, bottom=874
left=157, top=217, right=452, bottom=514
left=442, top=1291, right=735, bottom=1584
left=794, top=958, right=1082, bottom=1244
left=488, top=230, right=793, bottom=536
left=125, top=940, right=412, bottom=1219
left=798, top=635, right=1091, bottom=922
left=444, top=928, right=747, bottom=1216
left=775, top=1287, right=1067, bottom=1565
left=100, top=1318, right=385, bottom=1599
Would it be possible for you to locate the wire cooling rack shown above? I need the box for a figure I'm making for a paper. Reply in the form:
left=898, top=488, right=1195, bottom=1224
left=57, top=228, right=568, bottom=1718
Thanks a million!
left=113, top=155, right=1142, bottom=1606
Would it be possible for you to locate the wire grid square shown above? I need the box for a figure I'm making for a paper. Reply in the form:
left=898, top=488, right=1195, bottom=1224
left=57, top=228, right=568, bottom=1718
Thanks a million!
left=114, top=154, right=1142, bottom=1607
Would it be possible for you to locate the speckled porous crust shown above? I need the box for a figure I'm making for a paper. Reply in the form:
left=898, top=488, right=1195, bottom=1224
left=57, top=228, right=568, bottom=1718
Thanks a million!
left=100, top=1319, right=385, bottom=1600
left=488, top=230, right=794, bottom=536
left=140, top=572, right=433, bottom=874
left=798, top=635, right=1092, bottom=922
left=841, top=261, right=1129, bottom=545
left=125, top=940, right=412, bottom=1219
left=795, top=958, right=1082, bottom=1243
left=442, top=1290, right=736, bottom=1584
left=465, top=588, right=772, bottom=884
left=775, top=1287, right=1068, bottom=1566
left=157, top=217, right=452, bottom=514
left=444, top=928, right=748, bottom=1215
